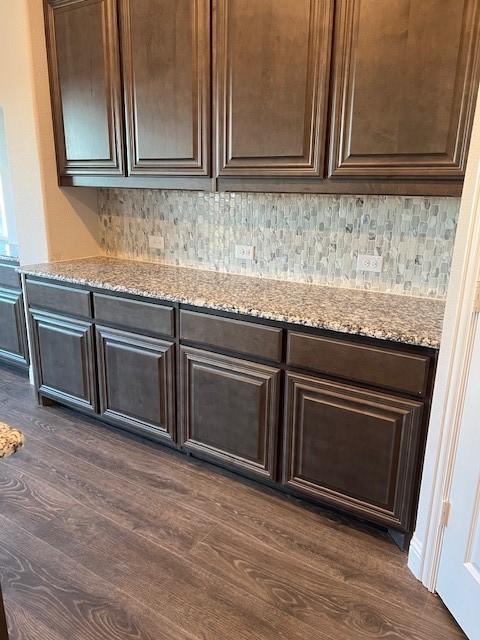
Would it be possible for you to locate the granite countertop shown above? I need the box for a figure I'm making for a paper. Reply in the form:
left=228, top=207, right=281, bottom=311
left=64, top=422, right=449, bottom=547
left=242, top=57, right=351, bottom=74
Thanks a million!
left=20, top=256, right=445, bottom=348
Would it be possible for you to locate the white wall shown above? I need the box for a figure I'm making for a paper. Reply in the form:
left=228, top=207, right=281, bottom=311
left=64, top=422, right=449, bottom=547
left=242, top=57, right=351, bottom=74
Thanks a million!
left=408, top=89, right=480, bottom=585
left=0, top=0, right=102, bottom=265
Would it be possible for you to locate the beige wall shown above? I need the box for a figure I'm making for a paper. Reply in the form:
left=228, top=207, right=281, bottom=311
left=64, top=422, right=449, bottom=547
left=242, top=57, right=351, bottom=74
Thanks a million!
left=0, top=0, right=101, bottom=265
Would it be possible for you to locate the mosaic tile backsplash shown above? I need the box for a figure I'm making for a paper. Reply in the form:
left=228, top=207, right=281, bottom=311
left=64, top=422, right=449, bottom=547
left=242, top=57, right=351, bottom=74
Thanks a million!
left=98, top=190, right=460, bottom=299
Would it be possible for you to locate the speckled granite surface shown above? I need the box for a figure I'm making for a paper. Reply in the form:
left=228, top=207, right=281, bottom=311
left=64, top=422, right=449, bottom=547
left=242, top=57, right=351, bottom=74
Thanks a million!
left=21, top=257, right=445, bottom=348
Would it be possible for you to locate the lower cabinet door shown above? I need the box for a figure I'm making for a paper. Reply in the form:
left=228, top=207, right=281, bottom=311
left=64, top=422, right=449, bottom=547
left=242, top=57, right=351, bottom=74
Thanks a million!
left=283, top=372, right=424, bottom=530
left=30, top=310, right=96, bottom=412
left=0, top=288, right=28, bottom=368
left=96, top=326, right=175, bottom=442
left=180, top=346, right=280, bottom=479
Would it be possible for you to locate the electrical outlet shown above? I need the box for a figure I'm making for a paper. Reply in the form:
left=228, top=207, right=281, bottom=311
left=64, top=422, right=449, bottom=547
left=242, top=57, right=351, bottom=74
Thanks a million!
left=148, top=235, right=165, bottom=251
left=235, top=244, right=255, bottom=261
left=357, top=254, right=383, bottom=273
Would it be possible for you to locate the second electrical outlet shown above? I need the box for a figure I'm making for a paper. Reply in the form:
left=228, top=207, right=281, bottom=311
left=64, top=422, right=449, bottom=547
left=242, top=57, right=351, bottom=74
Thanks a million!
left=235, top=245, right=255, bottom=260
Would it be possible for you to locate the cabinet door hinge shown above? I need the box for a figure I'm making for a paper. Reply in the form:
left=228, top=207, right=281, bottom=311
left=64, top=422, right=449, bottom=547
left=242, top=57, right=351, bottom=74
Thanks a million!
left=441, top=500, right=451, bottom=527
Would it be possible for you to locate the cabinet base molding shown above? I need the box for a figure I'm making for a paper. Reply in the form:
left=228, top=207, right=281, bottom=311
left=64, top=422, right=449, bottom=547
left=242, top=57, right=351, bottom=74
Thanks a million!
left=37, top=391, right=179, bottom=449
left=388, top=528, right=412, bottom=552
left=0, top=351, right=29, bottom=372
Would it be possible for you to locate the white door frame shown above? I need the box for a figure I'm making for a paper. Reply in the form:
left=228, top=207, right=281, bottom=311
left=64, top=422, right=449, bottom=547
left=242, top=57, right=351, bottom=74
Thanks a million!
left=408, top=90, right=480, bottom=590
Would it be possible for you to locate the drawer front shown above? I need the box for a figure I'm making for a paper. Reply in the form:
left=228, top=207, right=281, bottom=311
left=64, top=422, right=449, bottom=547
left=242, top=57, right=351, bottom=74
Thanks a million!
left=287, top=332, right=430, bottom=396
left=180, top=310, right=283, bottom=362
left=283, top=372, right=424, bottom=530
left=26, top=279, right=92, bottom=318
left=0, top=263, right=21, bottom=289
left=93, top=293, right=174, bottom=337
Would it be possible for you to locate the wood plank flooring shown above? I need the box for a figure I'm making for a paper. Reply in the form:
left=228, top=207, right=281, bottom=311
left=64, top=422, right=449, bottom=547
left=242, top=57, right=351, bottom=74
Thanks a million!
left=0, top=366, right=465, bottom=639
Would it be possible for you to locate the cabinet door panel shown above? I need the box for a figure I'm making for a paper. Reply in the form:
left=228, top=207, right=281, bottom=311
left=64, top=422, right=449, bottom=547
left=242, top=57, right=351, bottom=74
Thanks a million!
left=121, top=0, right=210, bottom=175
left=329, top=0, right=480, bottom=178
left=96, top=326, right=175, bottom=441
left=181, top=346, right=280, bottom=478
left=283, top=372, right=424, bottom=530
left=0, top=289, right=29, bottom=368
left=215, top=0, right=333, bottom=176
left=30, top=310, right=96, bottom=411
left=44, top=0, right=124, bottom=175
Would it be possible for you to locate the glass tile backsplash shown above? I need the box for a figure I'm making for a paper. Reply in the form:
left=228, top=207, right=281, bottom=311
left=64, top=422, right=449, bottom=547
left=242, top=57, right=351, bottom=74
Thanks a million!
left=98, top=189, right=460, bottom=299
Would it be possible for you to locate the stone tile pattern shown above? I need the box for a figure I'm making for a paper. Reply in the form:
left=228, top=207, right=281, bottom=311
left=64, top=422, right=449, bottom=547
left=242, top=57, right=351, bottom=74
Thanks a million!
left=21, top=257, right=445, bottom=348
left=98, top=190, right=459, bottom=299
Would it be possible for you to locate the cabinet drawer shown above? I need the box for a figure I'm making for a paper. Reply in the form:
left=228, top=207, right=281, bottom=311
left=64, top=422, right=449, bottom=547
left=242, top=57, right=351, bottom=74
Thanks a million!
left=26, top=280, right=92, bottom=319
left=287, top=332, right=430, bottom=396
left=0, top=263, right=21, bottom=290
left=180, top=310, right=283, bottom=362
left=284, top=372, right=424, bottom=530
left=93, top=293, right=174, bottom=338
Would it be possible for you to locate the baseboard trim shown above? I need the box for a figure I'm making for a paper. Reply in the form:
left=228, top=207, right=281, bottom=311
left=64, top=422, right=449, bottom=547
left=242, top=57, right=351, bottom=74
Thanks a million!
left=408, top=534, right=424, bottom=580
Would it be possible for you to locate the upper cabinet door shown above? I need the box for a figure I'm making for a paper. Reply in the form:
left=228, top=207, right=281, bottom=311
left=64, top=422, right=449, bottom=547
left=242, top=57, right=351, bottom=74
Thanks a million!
left=329, top=0, right=480, bottom=179
left=120, top=0, right=211, bottom=176
left=44, top=0, right=124, bottom=176
left=215, top=0, right=333, bottom=177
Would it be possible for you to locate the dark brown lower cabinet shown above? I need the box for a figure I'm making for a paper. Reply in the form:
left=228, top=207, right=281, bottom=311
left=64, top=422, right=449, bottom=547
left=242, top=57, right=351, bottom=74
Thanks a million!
left=0, top=288, right=29, bottom=370
left=25, top=276, right=435, bottom=535
left=96, top=326, right=175, bottom=442
left=283, top=372, right=424, bottom=531
left=180, top=346, right=280, bottom=479
left=30, top=310, right=97, bottom=413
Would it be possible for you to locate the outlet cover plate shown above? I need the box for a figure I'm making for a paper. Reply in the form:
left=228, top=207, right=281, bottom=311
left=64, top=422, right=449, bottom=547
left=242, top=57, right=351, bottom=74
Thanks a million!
left=148, top=235, right=165, bottom=251
left=357, top=254, right=383, bottom=273
left=235, top=244, right=255, bottom=260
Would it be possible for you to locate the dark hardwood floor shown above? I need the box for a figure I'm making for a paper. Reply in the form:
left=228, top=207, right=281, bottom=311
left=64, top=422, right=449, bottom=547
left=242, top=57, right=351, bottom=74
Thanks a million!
left=0, top=366, right=465, bottom=639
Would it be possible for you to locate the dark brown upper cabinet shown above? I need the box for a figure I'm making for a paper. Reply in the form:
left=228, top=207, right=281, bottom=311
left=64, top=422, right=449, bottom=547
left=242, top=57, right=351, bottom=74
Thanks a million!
left=214, top=0, right=333, bottom=177
left=44, top=0, right=124, bottom=176
left=120, top=0, right=211, bottom=176
left=43, top=0, right=480, bottom=193
left=328, top=0, right=480, bottom=179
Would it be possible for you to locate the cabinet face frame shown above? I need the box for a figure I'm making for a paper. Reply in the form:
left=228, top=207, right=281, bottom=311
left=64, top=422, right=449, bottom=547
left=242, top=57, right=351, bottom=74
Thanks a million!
left=0, top=288, right=29, bottom=369
left=96, top=325, right=176, bottom=442
left=120, top=0, right=211, bottom=176
left=30, top=309, right=97, bottom=412
left=214, top=0, right=334, bottom=177
left=328, top=0, right=480, bottom=179
left=180, top=346, right=280, bottom=479
left=44, top=0, right=125, bottom=176
left=283, top=372, right=424, bottom=530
